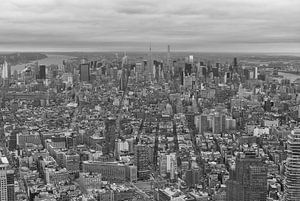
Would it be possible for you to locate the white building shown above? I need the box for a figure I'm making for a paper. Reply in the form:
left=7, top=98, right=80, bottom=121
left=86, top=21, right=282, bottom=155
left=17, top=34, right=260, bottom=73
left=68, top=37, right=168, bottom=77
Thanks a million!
left=2, top=61, right=9, bottom=79
left=0, top=157, right=9, bottom=201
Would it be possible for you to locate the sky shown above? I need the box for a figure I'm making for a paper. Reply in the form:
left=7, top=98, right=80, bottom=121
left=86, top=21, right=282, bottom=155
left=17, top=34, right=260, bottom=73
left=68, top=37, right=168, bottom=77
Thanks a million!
left=1, top=0, right=300, bottom=52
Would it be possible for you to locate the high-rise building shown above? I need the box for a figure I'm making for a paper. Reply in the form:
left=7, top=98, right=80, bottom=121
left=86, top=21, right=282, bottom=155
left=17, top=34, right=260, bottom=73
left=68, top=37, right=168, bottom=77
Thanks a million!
left=79, top=63, right=90, bottom=82
left=184, top=63, right=192, bottom=76
left=119, top=68, right=127, bottom=91
left=212, top=67, right=219, bottom=77
left=6, top=170, right=14, bottom=201
left=0, top=157, right=8, bottom=201
left=104, top=118, right=117, bottom=155
left=254, top=67, right=258, bottom=79
left=0, top=156, right=14, bottom=201
left=185, top=168, right=200, bottom=188
left=148, top=43, right=153, bottom=80
left=135, top=144, right=150, bottom=180
left=227, top=151, right=267, bottom=201
left=1, top=60, right=9, bottom=80
left=197, top=115, right=208, bottom=134
left=39, top=65, right=46, bottom=80
left=285, top=128, right=300, bottom=201
left=166, top=45, right=171, bottom=78
left=233, top=57, right=238, bottom=67
left=212, top=115, right=222, bottom=134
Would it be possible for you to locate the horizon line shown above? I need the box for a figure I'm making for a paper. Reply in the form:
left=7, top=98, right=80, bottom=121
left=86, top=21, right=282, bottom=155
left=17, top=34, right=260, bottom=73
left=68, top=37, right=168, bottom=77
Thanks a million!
left=1, top=50, right=300, bottom=55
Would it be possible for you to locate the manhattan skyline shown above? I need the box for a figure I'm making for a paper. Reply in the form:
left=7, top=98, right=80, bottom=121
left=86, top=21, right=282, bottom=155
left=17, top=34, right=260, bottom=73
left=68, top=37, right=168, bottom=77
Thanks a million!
left=1, top=0, right=300, bottom=53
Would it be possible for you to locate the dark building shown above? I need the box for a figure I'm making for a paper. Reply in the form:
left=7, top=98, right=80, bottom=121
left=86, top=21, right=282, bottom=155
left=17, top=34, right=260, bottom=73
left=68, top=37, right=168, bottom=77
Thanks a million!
left=90, top=61, right=97, bottom=70
left=119, top=69, right=127, bottom=91
left=79, top=63, right=90, bottom=82
left=7, top=169, right=15, bottom=201
left=135, top=144, right=150, bottom=180
left=101, top=66, right=106, bottom=75
left=185, top=168, right=201, bottom=188
left=39, top=65, right=46, bottom=79
left=184, top=63, right=192, bottom=76
left=104, top=118, right=117, bottom=155
left=199, top=115, right=208, bottom=134
left=244, top=69, right=250, bottom=80
left=233, top=57, right=238, bottom=67
left=202, top=67, right=207, bottom=78
left=212, top=67, right=219, bottom=77
left=264, top=99, right=273, bottom=112
left=226, top=151, right=267, bottom=201
left=8, top=130, right=18, bottom=151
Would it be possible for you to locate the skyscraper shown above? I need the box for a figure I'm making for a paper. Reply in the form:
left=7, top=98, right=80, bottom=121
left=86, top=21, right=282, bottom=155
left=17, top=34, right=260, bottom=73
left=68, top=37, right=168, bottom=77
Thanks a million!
left=1, top=60, right=10, bottom=86
left=148, top=42, right=153, bottom=80
left=1, top=60, right=9, bottom=80
left=79, top=63, right=90, bottom=82
left=135, top=144, right=150, bottom=180
left=199, top=115, right=208, bottom=134
left=6, top=169, right=14, bottom=201
left=226, top=151, right=267, bottom=201
left=104, top=118, right=117, bottom=156
left=0, top=156, right=13, bottom=201
left=39, top=65, right=46, bottom=80
left=212, top=115, right=222, bottom=134
left=285, top=128, right=300, bottom=201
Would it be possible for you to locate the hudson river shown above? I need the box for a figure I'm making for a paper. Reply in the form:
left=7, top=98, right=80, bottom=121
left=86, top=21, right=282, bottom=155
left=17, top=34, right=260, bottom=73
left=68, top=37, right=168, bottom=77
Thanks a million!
left=11, top=54, right=75, bottom=72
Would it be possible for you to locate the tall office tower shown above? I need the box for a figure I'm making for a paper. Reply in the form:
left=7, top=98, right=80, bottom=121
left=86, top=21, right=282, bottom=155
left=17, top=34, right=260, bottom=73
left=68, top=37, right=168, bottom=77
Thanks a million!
left=165, top=45, right=171, bottom=80
left=159, top=153, right=177, bottom=177
left=254, top=67, right=258, bottom=79
left=148, top=43, right=153, bottom=80
left=2, top=60, right=10, bottom=86
left=212, top=115, right=222, bottom=134
left=119, top=69, right=127, bottom=91
left=6, top=170, right=14, bottom=201
left=185, top=168, right=200, bottom=188
left=0, top=157, right=8, bottom=201
left=167, top=45, right=171, bottom=67
left=104, top=118, right=117, bottom=155
left=199, top=115, right=208, bottom=134
left=285, top=128, right=300, bottom=201
left=233, top=57, right=238, bottom=67
left=135, top=144, right=150, bottom=180
left=226, top=151, right=267, bottom=201
left=212, top=67, right=219, bottom=77
left=79, top=63, right=90, bottom=82
left=184, top=63, right=192, bottom=76
left=221, top=114, right=226, bottom=132
left=233, top=57, right=238, bottom=73
left=39, top=65, right=46, bottom=80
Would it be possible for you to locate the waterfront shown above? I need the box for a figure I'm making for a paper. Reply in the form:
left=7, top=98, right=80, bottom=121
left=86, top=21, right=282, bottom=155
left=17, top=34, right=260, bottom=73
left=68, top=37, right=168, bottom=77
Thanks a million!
left=277, top=72, right=300, bottom=82
left=11, top=54, right=76, bottom=72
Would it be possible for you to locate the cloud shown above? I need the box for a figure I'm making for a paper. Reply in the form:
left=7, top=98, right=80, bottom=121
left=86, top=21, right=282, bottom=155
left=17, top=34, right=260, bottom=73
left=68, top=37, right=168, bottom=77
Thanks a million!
left=0, top=0, right=300, bottom=52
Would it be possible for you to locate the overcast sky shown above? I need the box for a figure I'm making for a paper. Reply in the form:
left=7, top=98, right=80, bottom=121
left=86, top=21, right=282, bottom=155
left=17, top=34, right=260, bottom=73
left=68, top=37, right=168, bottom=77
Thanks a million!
left=1, top=0, right=300, bottom=52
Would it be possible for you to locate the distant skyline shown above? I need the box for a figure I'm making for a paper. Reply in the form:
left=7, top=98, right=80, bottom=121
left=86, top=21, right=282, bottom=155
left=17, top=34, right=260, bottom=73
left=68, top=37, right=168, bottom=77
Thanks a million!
left=1, top=0, right=300, bottom=53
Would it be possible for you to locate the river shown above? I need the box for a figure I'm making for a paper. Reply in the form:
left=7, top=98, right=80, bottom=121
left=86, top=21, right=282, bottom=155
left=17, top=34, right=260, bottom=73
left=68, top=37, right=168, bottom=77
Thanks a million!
left=277, top=72, right=300, bottom=82
left=11, top=54, right=76, bottom=72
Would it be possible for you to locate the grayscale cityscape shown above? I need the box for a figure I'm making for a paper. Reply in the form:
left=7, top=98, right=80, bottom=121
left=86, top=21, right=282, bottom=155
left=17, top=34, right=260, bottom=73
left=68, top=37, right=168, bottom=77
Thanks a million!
left=0, top=0, right=300, bottom=201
